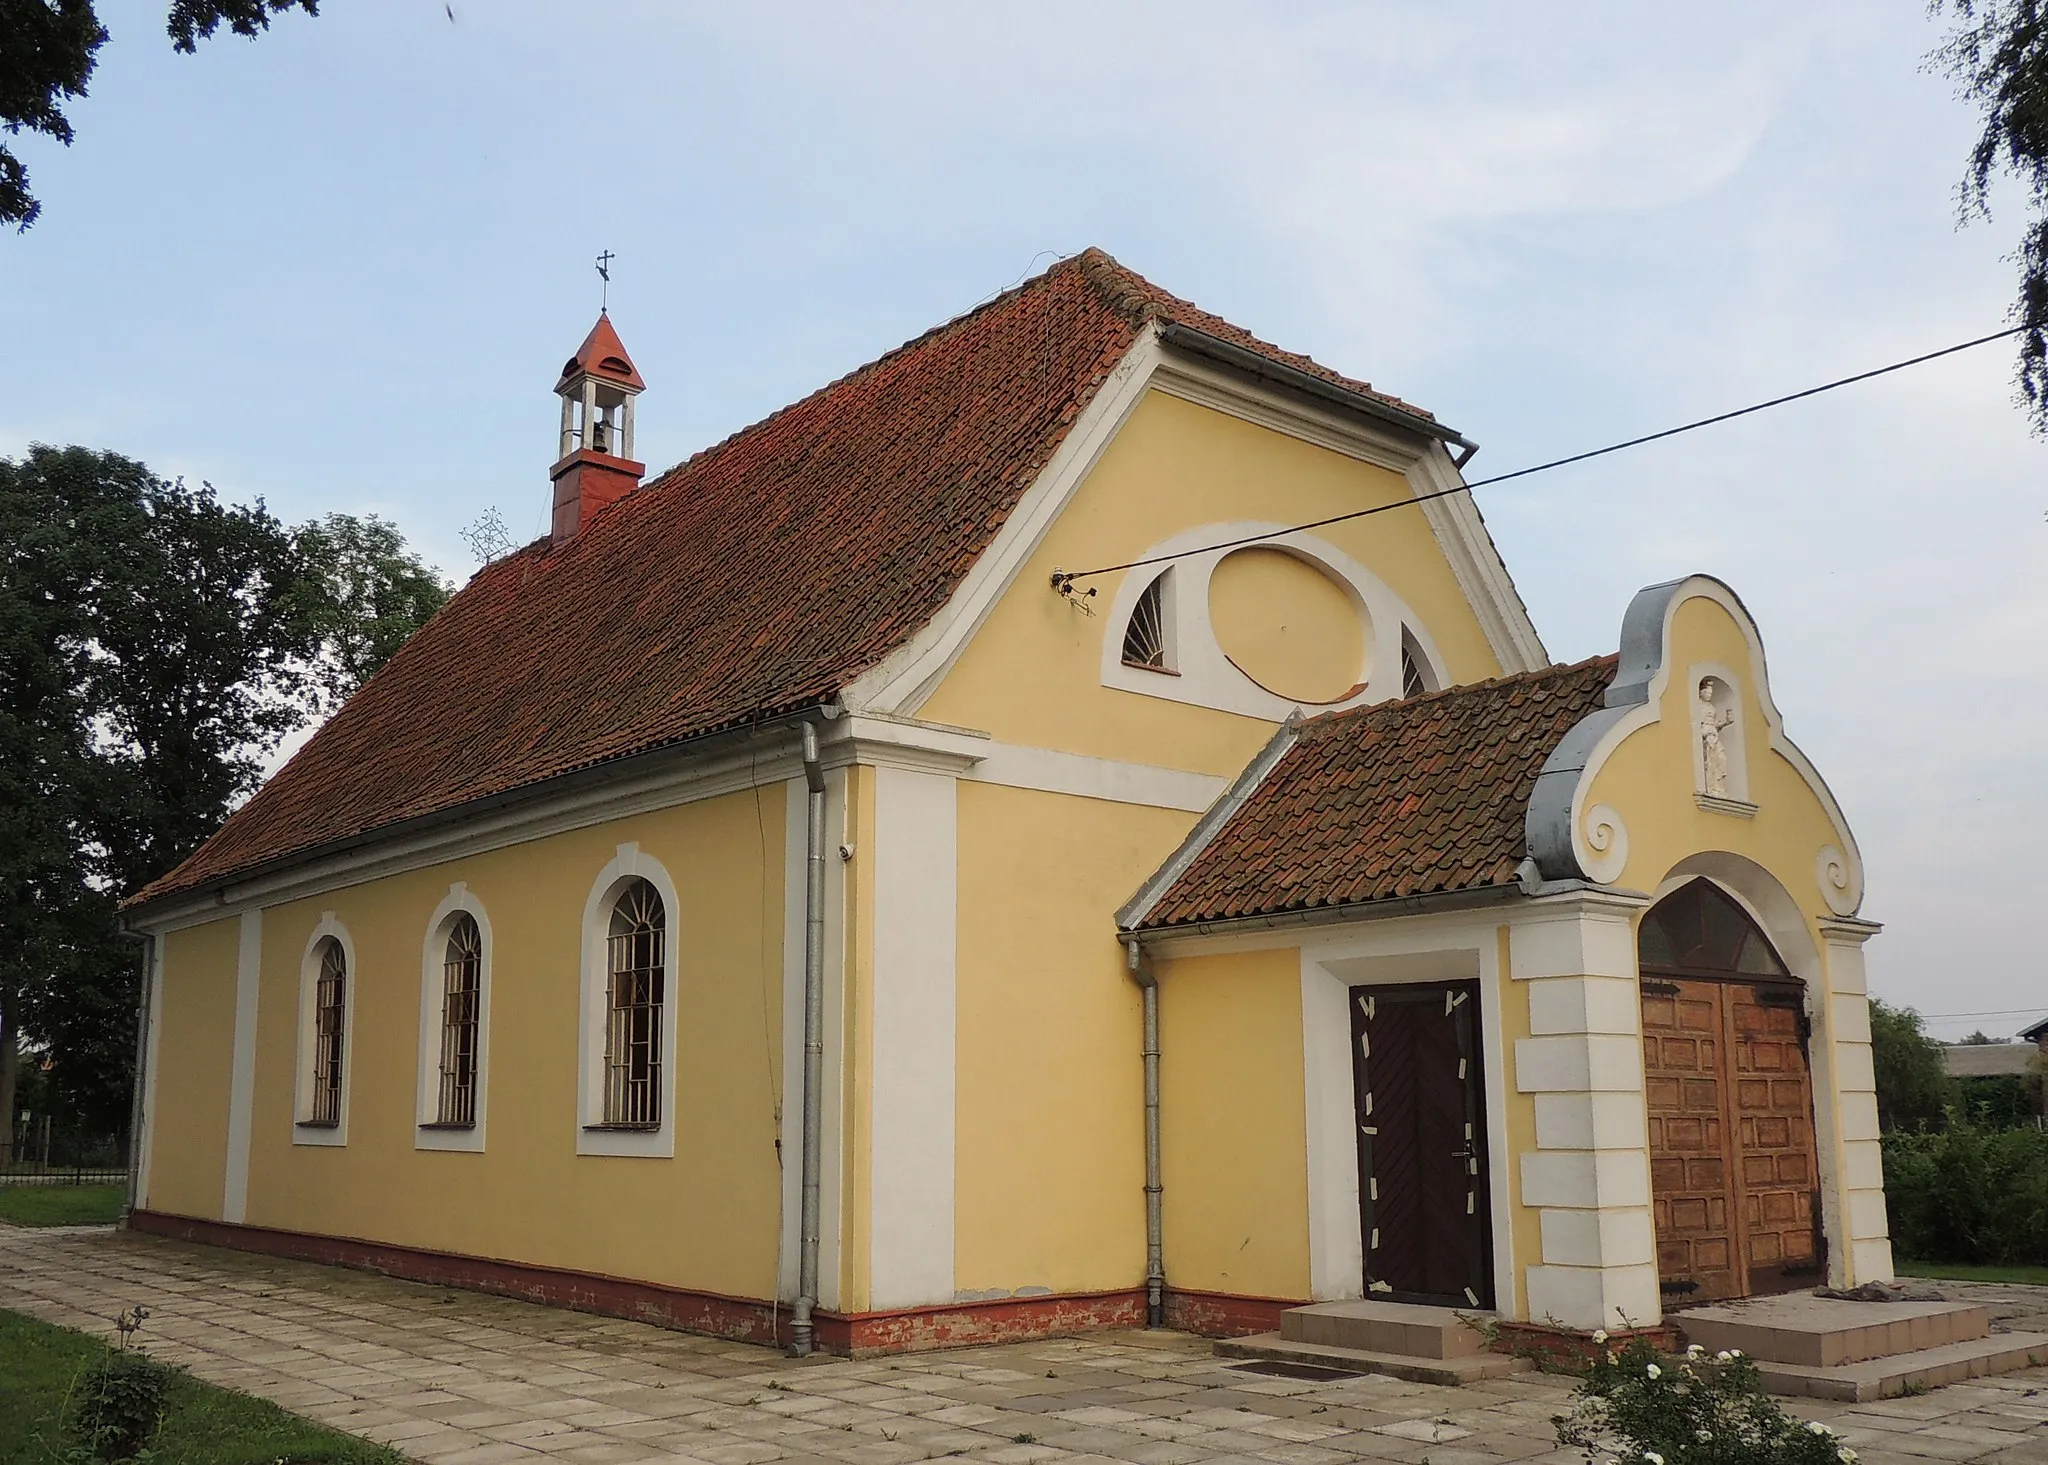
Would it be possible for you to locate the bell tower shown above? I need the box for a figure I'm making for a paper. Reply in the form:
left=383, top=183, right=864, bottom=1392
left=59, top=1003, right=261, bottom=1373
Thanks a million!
left=550, top=311, right=646, bottom=543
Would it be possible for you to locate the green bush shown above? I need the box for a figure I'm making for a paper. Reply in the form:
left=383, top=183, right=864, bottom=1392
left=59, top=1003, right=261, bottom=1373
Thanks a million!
left=70, top=1349, right=170, bottom=1460
left=1883, top=1123, right=2048, bottom=1267
left=1556, top=1334, right=1854, bottom=1465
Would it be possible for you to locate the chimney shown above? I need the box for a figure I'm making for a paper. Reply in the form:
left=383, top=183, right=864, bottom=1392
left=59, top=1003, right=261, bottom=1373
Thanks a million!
left=550, top=312, right=646, bottom=543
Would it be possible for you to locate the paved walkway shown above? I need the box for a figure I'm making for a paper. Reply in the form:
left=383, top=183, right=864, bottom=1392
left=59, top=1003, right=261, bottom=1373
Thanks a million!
left=2, top=1225, right=2046, bottom=1465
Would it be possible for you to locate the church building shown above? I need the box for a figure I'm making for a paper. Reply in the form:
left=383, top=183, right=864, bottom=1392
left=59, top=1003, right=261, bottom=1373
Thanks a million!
left=124, top=250, right=1893, bottom=1356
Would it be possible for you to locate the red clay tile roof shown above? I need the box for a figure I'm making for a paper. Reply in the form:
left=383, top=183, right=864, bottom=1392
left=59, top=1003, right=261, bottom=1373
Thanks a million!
left=1127, top=657, right=1619, bottom=931
left=131, top=249, right=1437, bottom=909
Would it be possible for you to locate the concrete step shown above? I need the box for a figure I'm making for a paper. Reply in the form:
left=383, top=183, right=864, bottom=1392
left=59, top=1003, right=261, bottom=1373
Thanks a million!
left=1279, top=1300, right=1493, bottom=1359
left=1754, top=1331, right=2048, bottom=1402
left=1215, top=1332, right=1534, bottom=1387
left=1677, top=1295, right=1988, bottom=1366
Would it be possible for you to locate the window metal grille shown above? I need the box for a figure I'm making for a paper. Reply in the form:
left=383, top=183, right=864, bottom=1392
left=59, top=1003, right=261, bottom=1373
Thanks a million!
left=1402, top=643, right=1427, bottom=699
left=1122, top=573, right=1168, bottom=669
left=309, top=940, right=346, bottom=1126
left=435, top=914, right=482, bottom=1126
left=602, top=880, right=665, bottom=1128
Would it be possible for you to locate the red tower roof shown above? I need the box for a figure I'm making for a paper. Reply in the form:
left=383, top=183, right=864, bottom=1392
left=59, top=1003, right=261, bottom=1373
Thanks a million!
left=556, top=311, right=645, bottom=393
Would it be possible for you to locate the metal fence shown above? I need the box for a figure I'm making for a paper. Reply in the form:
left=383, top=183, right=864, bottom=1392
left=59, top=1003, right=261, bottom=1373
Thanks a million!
left=1, top=1119, right=128, bottom=1187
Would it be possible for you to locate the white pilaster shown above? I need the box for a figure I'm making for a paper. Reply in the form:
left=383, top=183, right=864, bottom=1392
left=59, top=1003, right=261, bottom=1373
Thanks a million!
left=1510, top=891, right=1661, bottom=1331
left=221, top=910, right=262, bottom=1223
left=867, top=764, right=957, bottom=1309
left=1819, top=919, right=1892, bottom=1284
left=134, top=939, right=166, bottom=1211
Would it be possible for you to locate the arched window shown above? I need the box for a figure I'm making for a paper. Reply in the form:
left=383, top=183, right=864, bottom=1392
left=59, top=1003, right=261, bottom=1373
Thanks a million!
left=1400, top=627, right=1438, bottom=699
left=1121, top=571, right=1171, bottom=670
left=309, top=939, right=347, bottom=1127
left=603, top=879, right=666, bottom=1128
left=1637, top=878, right=1788, bottom=977
left=436, top=914, right=482, bottom=1126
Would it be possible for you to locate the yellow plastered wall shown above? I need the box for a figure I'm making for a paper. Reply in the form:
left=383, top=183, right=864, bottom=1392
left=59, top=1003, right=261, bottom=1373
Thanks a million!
left=925, top=388, right=1520, bottom=1300
left=1209, top=548, right=1368, bottom=703
left=1495, top=925, right=1540, bottom=1321
left=1584, top=596, right=1848, bottom=971
left=952, top=783, right=1192, bottom=1296
left=145, top=920, right=240, bottom=1219
left=918, top=389, right=1507, bottom=774
left=186, top=784, right=792, bottom=1300
left=1154, top=947, right=1311, bottom=1301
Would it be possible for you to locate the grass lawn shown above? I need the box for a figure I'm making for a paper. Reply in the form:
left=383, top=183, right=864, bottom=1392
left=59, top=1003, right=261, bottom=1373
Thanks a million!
left=0, top=1308, right=404, bottom=1464
left=1897, top=1259, right=2048, bottom=1287
left=0, top=1184, right=126, bottom=1228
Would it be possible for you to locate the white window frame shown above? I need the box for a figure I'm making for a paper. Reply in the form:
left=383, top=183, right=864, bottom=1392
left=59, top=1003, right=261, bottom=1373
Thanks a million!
left=293, top=913, right=355, bottom=1146
left=415, top=882, right=493, bottom=1153
left=576, top=843, right=683, bottom=1157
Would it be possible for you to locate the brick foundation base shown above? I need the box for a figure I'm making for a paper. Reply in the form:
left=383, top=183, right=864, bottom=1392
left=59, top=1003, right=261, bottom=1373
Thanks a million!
left=126, top=1210, right=1281, bottom=1354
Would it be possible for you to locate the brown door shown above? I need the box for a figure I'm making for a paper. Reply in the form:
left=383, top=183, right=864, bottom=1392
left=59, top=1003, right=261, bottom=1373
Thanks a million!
left=1639, top=881, right=1823, bottom=1304
left=1351, top=982, right=1493, bottom=1307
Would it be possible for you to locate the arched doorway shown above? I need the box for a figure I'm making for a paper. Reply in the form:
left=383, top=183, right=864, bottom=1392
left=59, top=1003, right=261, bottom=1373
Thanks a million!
left=1639, top=879, right=1823, bottom=1303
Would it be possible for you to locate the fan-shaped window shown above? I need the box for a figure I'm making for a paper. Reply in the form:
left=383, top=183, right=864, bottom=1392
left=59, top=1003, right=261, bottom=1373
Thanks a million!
left=436, top=914, right=482, bottom=1127
left=603, top=880, right=666, bottom=1128
left=1638, top=879, right=1787, bottom=977
left=1400, top=627, right=1437, bottom=699
left=1122, top=571, right=1171, bottom=671
left=309, top=939, right=347, bottom=1127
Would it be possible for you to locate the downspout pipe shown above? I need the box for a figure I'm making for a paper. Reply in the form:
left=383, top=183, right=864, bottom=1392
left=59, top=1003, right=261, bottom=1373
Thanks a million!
left=791, top=722, right=829, bottom=1355
left=1125, top=938, right=1165, bottom=1328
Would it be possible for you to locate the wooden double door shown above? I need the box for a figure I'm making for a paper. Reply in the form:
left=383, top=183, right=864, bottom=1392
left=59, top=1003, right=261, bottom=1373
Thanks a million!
left=1350, top=981, right=1493, bottom=1307
left=1639, top=881, right=1824, bottom=1303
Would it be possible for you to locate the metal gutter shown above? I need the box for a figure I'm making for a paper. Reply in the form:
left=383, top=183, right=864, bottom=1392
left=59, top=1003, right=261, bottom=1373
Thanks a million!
left=1156, top=322, right=1479, bottom=466
left=791, top=721, right=829, bottom=1356
left=1123, top=939, right=1166, bottom=1329
left=1129, top=880, right=1529, bottom=944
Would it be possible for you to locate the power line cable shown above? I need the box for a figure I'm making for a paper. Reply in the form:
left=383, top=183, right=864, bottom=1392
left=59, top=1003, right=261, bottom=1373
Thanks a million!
left=1051, top=323, right=2028, bottom=590
left=1916, top=1006, right=2048, bottom=1021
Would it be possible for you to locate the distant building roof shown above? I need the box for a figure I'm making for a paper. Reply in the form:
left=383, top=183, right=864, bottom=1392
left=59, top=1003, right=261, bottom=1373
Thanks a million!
left=1942, top=1043, right=2042, bottom=1078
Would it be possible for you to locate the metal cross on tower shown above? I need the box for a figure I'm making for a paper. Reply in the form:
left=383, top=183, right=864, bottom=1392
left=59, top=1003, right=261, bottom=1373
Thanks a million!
left=596, top=250, right=615, bottom=312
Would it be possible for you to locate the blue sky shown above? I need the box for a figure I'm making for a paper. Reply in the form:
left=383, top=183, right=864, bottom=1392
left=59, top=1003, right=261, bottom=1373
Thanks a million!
left=4, top=1, right=2043, bottom=1036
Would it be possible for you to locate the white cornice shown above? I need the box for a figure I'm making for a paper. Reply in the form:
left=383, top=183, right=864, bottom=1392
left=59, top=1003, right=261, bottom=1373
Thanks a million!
left=1406, top=443, right=1549, bottom=674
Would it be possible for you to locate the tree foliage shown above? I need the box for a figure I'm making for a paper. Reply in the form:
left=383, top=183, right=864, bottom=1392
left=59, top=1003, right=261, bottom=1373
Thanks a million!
left=1933, top=0, right=2048, bottom=431
left=293, top=513, right=450, bottom=715
left=1868, top=997, right=1955, bottom=1133
left=0, top=444, right=443, bottom=1135
left=1884, top=1121, right=2048, bottom=1264
left=0, top=0, right=317, bottom=230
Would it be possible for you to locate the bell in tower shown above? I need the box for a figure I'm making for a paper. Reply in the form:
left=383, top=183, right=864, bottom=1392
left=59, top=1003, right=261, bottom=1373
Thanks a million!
left=550, top=311, right=647, bottom=544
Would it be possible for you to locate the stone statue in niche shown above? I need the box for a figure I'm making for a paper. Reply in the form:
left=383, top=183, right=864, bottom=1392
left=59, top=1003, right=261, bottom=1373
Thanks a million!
left=1698, top=679, right=1735, bottom=797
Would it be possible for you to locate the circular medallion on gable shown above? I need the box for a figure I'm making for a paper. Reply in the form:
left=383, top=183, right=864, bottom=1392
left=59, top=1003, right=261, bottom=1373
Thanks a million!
left=1206, top=548, right=1369, bottom=704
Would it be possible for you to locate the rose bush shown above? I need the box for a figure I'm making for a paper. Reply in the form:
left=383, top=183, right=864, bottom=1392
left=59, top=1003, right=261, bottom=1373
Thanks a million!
left=1556, top=1333, right=1855, bottom=1465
